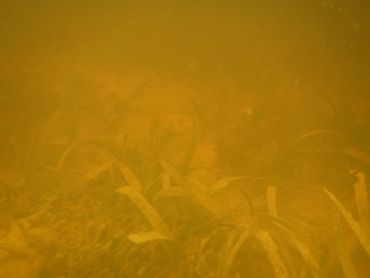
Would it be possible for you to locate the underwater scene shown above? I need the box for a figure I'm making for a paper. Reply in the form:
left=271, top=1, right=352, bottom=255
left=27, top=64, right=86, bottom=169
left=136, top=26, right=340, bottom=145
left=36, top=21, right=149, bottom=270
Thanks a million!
left=1, top=1, right=370, bottom=277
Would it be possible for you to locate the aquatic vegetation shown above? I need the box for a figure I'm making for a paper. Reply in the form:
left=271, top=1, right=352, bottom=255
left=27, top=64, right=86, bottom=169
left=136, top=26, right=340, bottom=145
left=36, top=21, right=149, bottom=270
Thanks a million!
left=1, top=58, right=369, bottom=278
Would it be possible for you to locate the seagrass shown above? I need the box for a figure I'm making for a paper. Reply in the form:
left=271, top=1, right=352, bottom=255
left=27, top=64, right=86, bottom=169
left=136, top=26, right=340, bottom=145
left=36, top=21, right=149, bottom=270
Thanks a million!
left=324, top=188, right=370, bottom=257
left=255, top=230, right=290, bottom=278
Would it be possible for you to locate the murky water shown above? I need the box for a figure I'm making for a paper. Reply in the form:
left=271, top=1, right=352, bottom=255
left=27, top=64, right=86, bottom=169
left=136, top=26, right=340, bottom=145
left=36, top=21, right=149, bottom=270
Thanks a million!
left=1, top=1, right=370, bottom=277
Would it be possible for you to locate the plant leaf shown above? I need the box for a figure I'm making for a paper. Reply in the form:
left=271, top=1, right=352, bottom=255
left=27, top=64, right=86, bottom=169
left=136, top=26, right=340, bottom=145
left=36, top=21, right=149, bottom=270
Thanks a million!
left=117, top=186, right=171, bottom=236
left=128, top=231, right=172, bottom=244
left=255, top=230, right=290, bottom=278
left=324, top=188, right=370, bottom=257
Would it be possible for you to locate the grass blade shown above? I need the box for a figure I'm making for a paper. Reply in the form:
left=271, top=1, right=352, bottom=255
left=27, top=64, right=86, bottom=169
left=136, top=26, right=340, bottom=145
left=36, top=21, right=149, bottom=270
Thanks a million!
left=334, top=209, right=359, bottom=278
left=267, top=186, right=279, bottom=218
left=128, top=231, right=172, bottom=244
left=255, top=230, right=290, bottom=278
left=352, top=171, right=370, bottom=231
left=117, top=186, right=171, bottom=236
left=116, top=161, right=143, bottom=191
left=84, top=161, right=113, bottom=182
left=211, top=176, right=253, bottom=193
left=219, top=228, right=251, bottom=278
left=274, top=222, right=320, bottom=275
left=324, top=188, right=370, bottom=257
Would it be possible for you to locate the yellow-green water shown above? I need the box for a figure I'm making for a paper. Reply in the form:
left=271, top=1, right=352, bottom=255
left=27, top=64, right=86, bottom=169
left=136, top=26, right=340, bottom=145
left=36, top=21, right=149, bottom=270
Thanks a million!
left=1, top=1, right=370, bottom=277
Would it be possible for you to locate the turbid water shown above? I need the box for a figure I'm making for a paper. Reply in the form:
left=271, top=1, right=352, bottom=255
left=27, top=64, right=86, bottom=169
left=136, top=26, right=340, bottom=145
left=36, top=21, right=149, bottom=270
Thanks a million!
left=1, top=1, right=370, bottom=277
